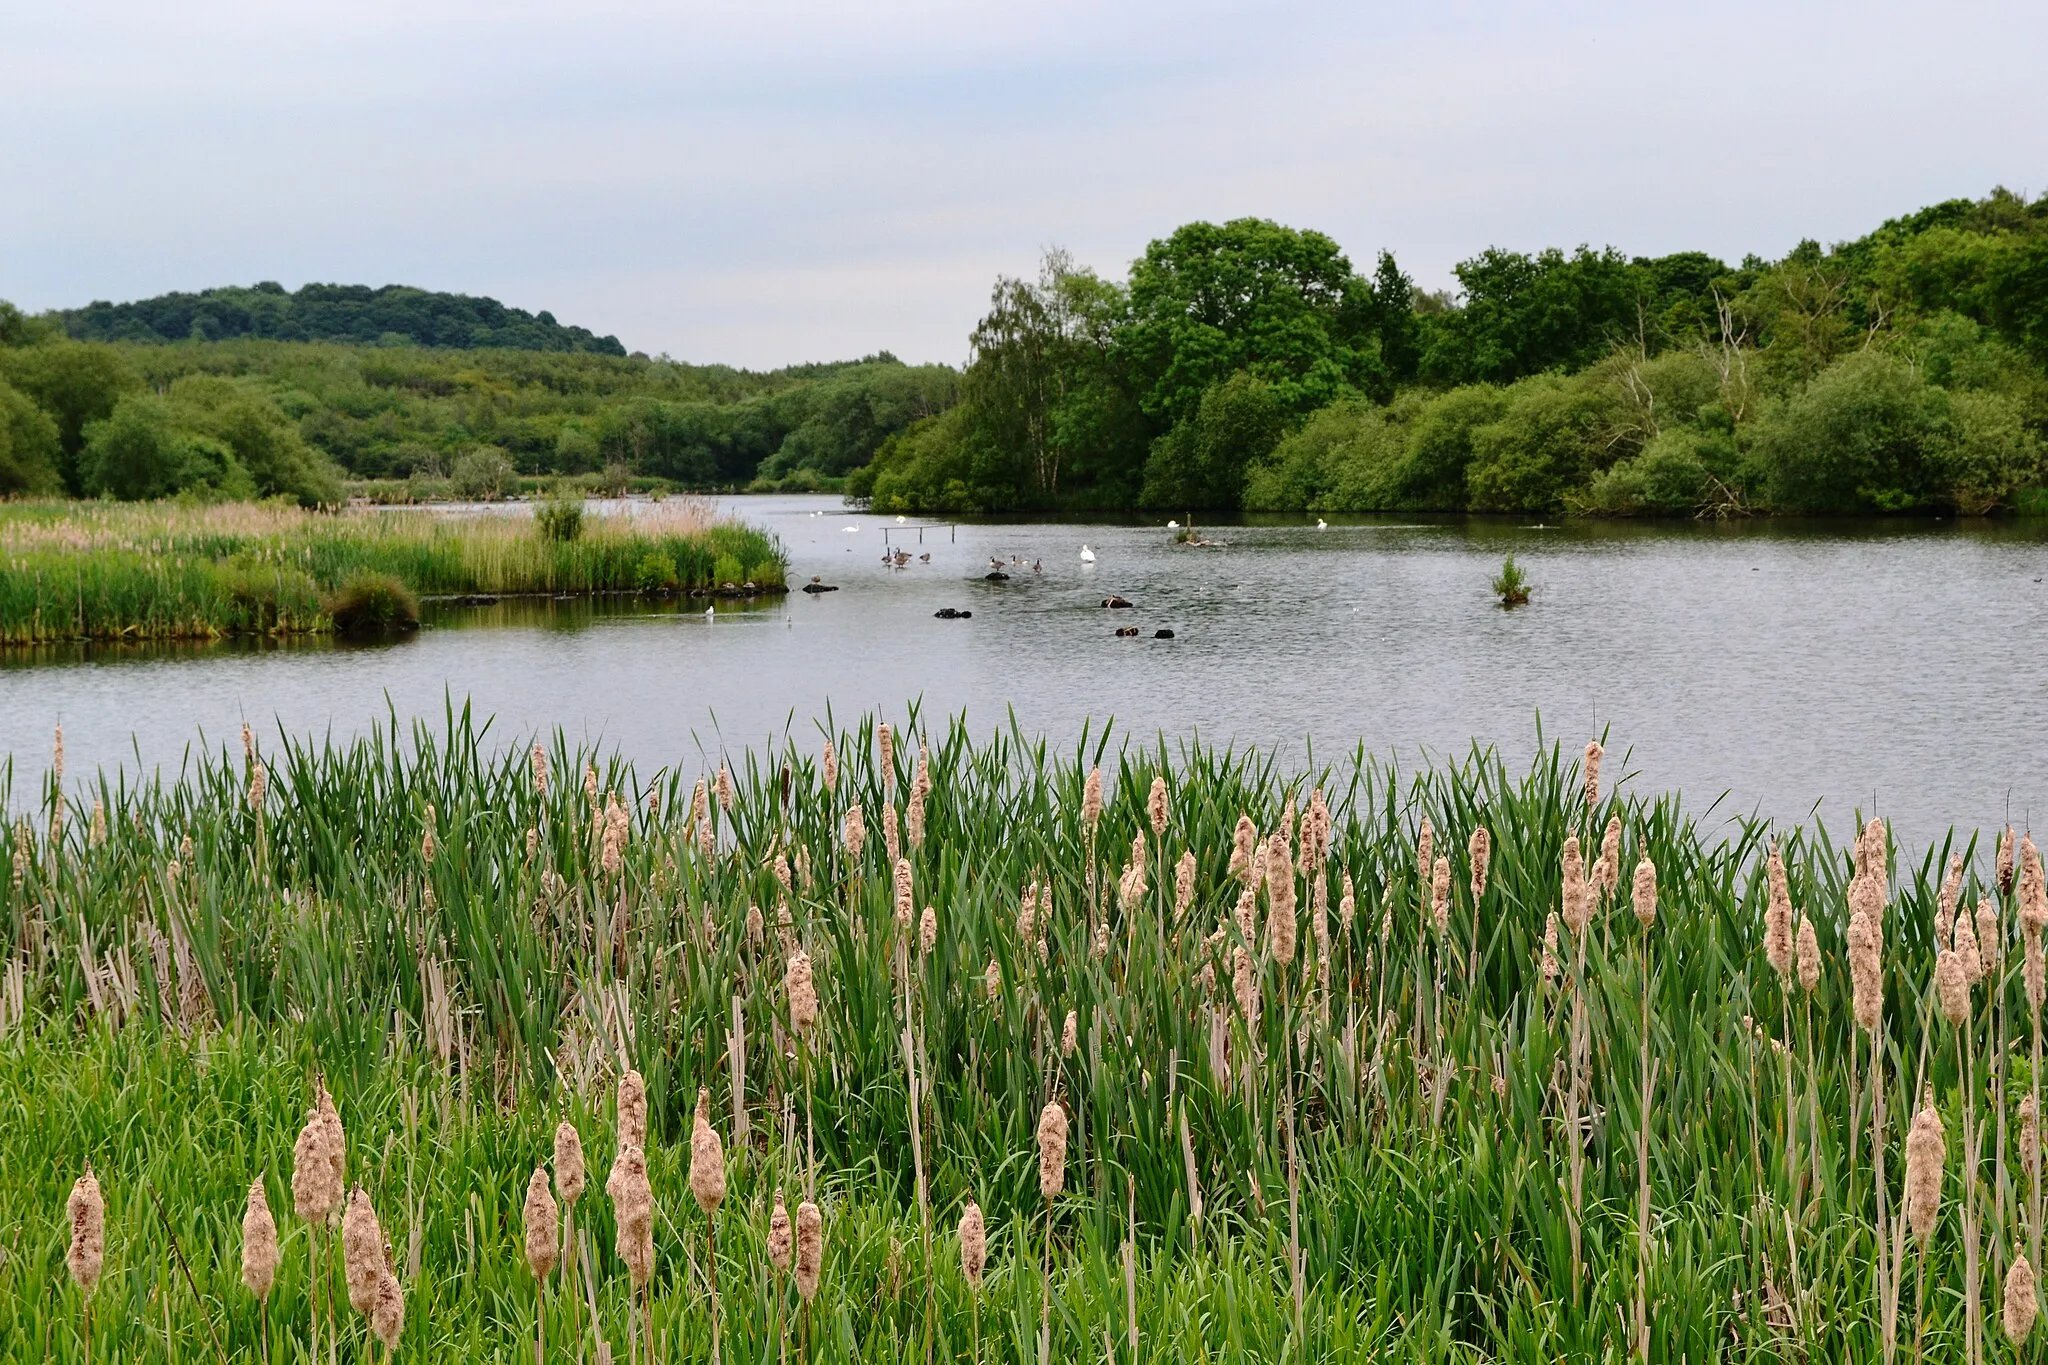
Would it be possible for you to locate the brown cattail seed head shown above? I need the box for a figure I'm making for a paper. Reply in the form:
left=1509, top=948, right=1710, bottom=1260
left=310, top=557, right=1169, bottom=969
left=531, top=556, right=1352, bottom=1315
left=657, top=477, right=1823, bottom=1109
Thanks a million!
left=1559, top=836, right=1591, bottom=936
left=524, top=1164, right=560, bottom=1280
left=554, top=1121, right=586, bottom=1205
left=371, top=1266, right=404, bottom=1350
left=1904, top=1094, right=1946, bottom=1243
left=1416, top=816, right=1434, bottom=892
left=1267, top=832, right=1298, bottom=962
left=1936, top=947, right=1971, bottom=1025
left=1598, top=816, right=1621, bottom=896
left=1763, top=845, right=1794, bottom=980
left=792, top=1198, right=826, bottom=1302
left=1977, top=897, right=2003, bottom=971
left=1340, top=871, right=1356, bottom=932
left=1148, top=775, right=1169, bottom=837
left=717, top=761, right=735, bottom=812
left=1469, top=826, right=1491, bottom=901
left=883, top=802, right=900, bottom=867
left=821, top=739, right=838, bottom=793
left=1583, top=739, right=1603, bottom=807
left=1847, top=907, right=1882, bottom=1034
left=531, top=742, right=548, bottom=793
left=1795, top=917, right=1820, bottom=993
left=1430, top=855, right=1451, bottom=936
left=877, top=722, right=895, bottom=788
left=617, top=1069, right=647, bottom=1154
left=1953, top=900, right=1983, bottom=985
left=690, top=1087, right=726, bottom=1214
left=959, top=1201, right=986, bottom=1288
left=2001, top=826, right=2018, bottom=898
left=1631, top=855, right=1657, bottom=928
left=242, top=1178, right=279, bottom=1300
left=421, top=802, right=437, bottom=866
left=342, top=1186, right=386, bottom=1317
left=768, top=1191, right=793, bottom=1271
left=787, top=949, right=818, bottom=1032
left=1230, top=815, right=1257, bottom=881
left=844, top=804, right=865, bottom=861
left=894, top=858, right=914, bottom=931
left=2021, top=834, right=2048, bottom=936
left=984, top=957, right=1001, bottom=1002
left=1174, top=851, right=1196, bottom=920
left=1037, top=1101, right=1069, bottom=1201
left=2006, top=1250, right=2038, bottom=1343
left=1540, top=912, right=1560, bottom=983
left=607, top=1144, right=655, bottom=1288
left=67, top=1163, right=104, bottom=1296
left=2029, top=934, right=2046, bottom=1011
left=919, top=905, right=937, bottom=955
left=1061, top=1009, right=1078, bottom=1058
left=1938, top=853, right=1964, bottom=949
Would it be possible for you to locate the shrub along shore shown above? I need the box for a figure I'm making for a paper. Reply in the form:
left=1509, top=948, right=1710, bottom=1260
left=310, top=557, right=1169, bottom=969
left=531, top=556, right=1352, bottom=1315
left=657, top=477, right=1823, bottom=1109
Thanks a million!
left=0, top=497, right=787, bottom=644
left=0, top=711, right=2041, bottom=1358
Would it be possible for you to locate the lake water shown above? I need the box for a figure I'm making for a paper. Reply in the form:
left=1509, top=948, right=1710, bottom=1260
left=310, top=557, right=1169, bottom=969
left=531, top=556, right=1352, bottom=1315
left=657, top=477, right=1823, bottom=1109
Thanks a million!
left=6, top=493, right=2048, bottom=848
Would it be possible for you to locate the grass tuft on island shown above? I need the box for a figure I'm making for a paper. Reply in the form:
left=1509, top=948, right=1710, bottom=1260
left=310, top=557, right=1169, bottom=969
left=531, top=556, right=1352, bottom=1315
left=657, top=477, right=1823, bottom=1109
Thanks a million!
left=0, top=497, right=786, bottom=644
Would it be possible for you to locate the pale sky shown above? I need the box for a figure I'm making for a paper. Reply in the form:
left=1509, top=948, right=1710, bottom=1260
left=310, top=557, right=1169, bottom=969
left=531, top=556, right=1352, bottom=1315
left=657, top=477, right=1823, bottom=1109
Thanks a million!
left=2, top=0, right=2043, bottom=368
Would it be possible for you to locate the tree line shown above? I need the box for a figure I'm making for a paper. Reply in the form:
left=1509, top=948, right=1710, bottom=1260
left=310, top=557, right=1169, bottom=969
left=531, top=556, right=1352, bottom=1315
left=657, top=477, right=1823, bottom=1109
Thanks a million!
left=851, top=190, right=2048, bottom=516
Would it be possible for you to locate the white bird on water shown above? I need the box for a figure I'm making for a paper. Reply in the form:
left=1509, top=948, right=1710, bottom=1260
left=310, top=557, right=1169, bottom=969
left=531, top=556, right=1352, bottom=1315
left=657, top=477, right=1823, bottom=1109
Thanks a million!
left=1316, top=518, right=1328, bottom=530
left=704, top=604, right=715, bottom=620
left=1079, top=545, right=1096, bottom=563
left=1166, top=520, right=1179, bottom=529
left=896, top=514, right=907, bottom=524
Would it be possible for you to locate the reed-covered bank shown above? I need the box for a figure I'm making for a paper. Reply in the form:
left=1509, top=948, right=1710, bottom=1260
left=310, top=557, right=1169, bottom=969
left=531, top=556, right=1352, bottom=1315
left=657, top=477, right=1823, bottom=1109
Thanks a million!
left=0, top=709, right=2042, bottom=1360
left=0, top=499, right=787, bottom=644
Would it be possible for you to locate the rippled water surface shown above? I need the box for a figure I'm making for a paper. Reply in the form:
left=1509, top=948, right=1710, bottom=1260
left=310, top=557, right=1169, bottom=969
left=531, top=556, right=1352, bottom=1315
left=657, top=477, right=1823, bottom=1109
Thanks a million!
left=7, top=495, right=2048, bottom=846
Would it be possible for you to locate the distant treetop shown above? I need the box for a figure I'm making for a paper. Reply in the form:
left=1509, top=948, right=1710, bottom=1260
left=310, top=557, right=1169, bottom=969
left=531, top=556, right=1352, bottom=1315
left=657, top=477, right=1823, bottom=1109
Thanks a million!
left=58, top=282, right=628, bottom=355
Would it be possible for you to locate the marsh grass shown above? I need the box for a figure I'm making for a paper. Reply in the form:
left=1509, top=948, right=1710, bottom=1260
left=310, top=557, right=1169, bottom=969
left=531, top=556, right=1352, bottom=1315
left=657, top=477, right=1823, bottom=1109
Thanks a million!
left=0, top=499, right=786, bottom=644
left=0, top=706, right=2029, bottom=1360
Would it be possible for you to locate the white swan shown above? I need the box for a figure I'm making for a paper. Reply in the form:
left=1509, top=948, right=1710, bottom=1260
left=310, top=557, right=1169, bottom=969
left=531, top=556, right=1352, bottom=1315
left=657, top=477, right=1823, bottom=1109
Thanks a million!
left=896, top=514, right=907, bottom=524
left=1079, top=545, right=1096, bottom=563
left=1316, top=519, right=1328, bottom=530
left=1166, top=520, right=1179, bottom=529
left=704, top=604, right=715, bottom=619
left=843, top=525, right=861, bottom=533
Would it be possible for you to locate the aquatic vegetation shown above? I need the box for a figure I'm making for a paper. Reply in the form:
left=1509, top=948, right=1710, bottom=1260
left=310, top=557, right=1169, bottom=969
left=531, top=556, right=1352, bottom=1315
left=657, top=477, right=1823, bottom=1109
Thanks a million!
left=0, top=708, right=2037, bottom=1359
left=1492, top=552, right=1530, bottom=607
left=0, top=498, right=786, bottom=643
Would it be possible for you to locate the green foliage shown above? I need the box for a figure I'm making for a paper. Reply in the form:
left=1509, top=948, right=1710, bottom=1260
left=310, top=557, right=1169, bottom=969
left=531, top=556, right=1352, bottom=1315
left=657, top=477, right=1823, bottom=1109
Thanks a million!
left=1491, top=552, right=1530, bottom=606
left=0, top=340, right=139, bottom=491
left=326, top=571, right=421, bottom=637
left=59, top=280, right=627, bottom=353
left=533, top=484, right=585, bottom=542
left=449, top=445, right=517, bottom=499
left=634, top=548, right=679, bottom=593
left=0, top=380, right=63, bottom=494
left=711, top=552, right=745, bottom=586
left=1139, top=370, right=1284, bottom=510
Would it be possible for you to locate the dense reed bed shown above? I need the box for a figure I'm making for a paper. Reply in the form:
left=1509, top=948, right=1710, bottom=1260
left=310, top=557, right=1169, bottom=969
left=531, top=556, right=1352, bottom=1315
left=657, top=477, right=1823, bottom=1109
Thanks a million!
left=0, top=499, right=786, bottom=643
left=0, top=707, right=2039, bottom=1360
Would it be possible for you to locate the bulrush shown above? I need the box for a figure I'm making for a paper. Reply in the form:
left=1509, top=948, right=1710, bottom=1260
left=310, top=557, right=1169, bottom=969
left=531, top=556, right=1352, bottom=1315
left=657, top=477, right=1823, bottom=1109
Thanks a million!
left=1120, top=834, right=1148, bottom=914
left=1540, top=912, right=1561, bottom=984
left=1267, top=832, right=1298, bottom=963
left=67, top=1162, right=104, bottom=1297
left=1082, top=767, right=1103, bottom=835
left=1062, top=1010, right=1078, bottom=1058
left=717, top=760, right=735, bottom=812
left=787, top=950, right=818, bottom=1033
left=617, top=1070, right=648, bottom=1154
left=421, top=803, right=437, bottom=866
left=293, top=1089, right=343, bottom=1224
left=1149, top=775, right=1169, bottom=837
left=821, top=739, right=838, bottom=794
left=1905, top=1092, right=1946, bottom=1243
left=1847, top=881, right=1883, bottom=1035
left=607, top=1144, right=655, bottom=1289
left=1764, top=844, right=1794, bottom=980
left=690, top=1087, right=726, bottom=1213
left=984, top=958, right=1001, bottom=1002
left=1175, top=852, right=1197, bottom=921
left=1954, top=900, right=1984, bottom=985
left=2021, top=834, right=2048, bottom=935
left=894, top=858, right=914, bottom=932
left=531, top=742, right=548, bottom=794
left=1340, top=871, right=1356, bottom=934
left=844, top=804, right=865, bottom=862
left=879, top=721, right=895, bottom=788
left=1795, top=917, right=1821, bottom=994
left=1939, top=853, right=1965, bottom=949
left=1417, top=816, right=1434, bottom=895
left=2003, top=827, right=2019, bottom=898
left=1233, top=945, right=1258, bottom=1023
left=1016, top=882, right=1038, bottom=944
left=342, top=1186, right=386, bottom=1318
left=1936, top=947, right=1971, bottom=1025
left=243, top=1178, right=279, bottom=1300
left=1598, top=816, right=1621, bottom=897
left=1584, top=739, right=1603, bottom=807
left=1431, top=855, right=1450, bottom=936
left=1978, top=896, right=2003, bottom=972
left=524, top=1165, right=560, bottom=1279
left=1469, top=827, right=1491, bottom=901
left=1037, top=1101, right=1069, bottom=1200
left=907, top=784, right=926, bottom=849
left=959, top=1201, right=986, bottom=1287
left=884, top=803, right=901, bottom=867
left=919, top=906, right=937, bottom=956
left=768, top=1191, right=793, bottom=1272
left=2006, top=1249, right=2038, bottom=1343
left=371, top=1259, right=404, bottom=1352
left=1560, top=836, right=1591, bottom=936
left=1627, top=856, right=1656, bottom=927
left=794, top=1199, right=824, bottom=1302
left=554, top=1121, right=585, bottom=1206
left=1230, top=815, right=1257, bottom=882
